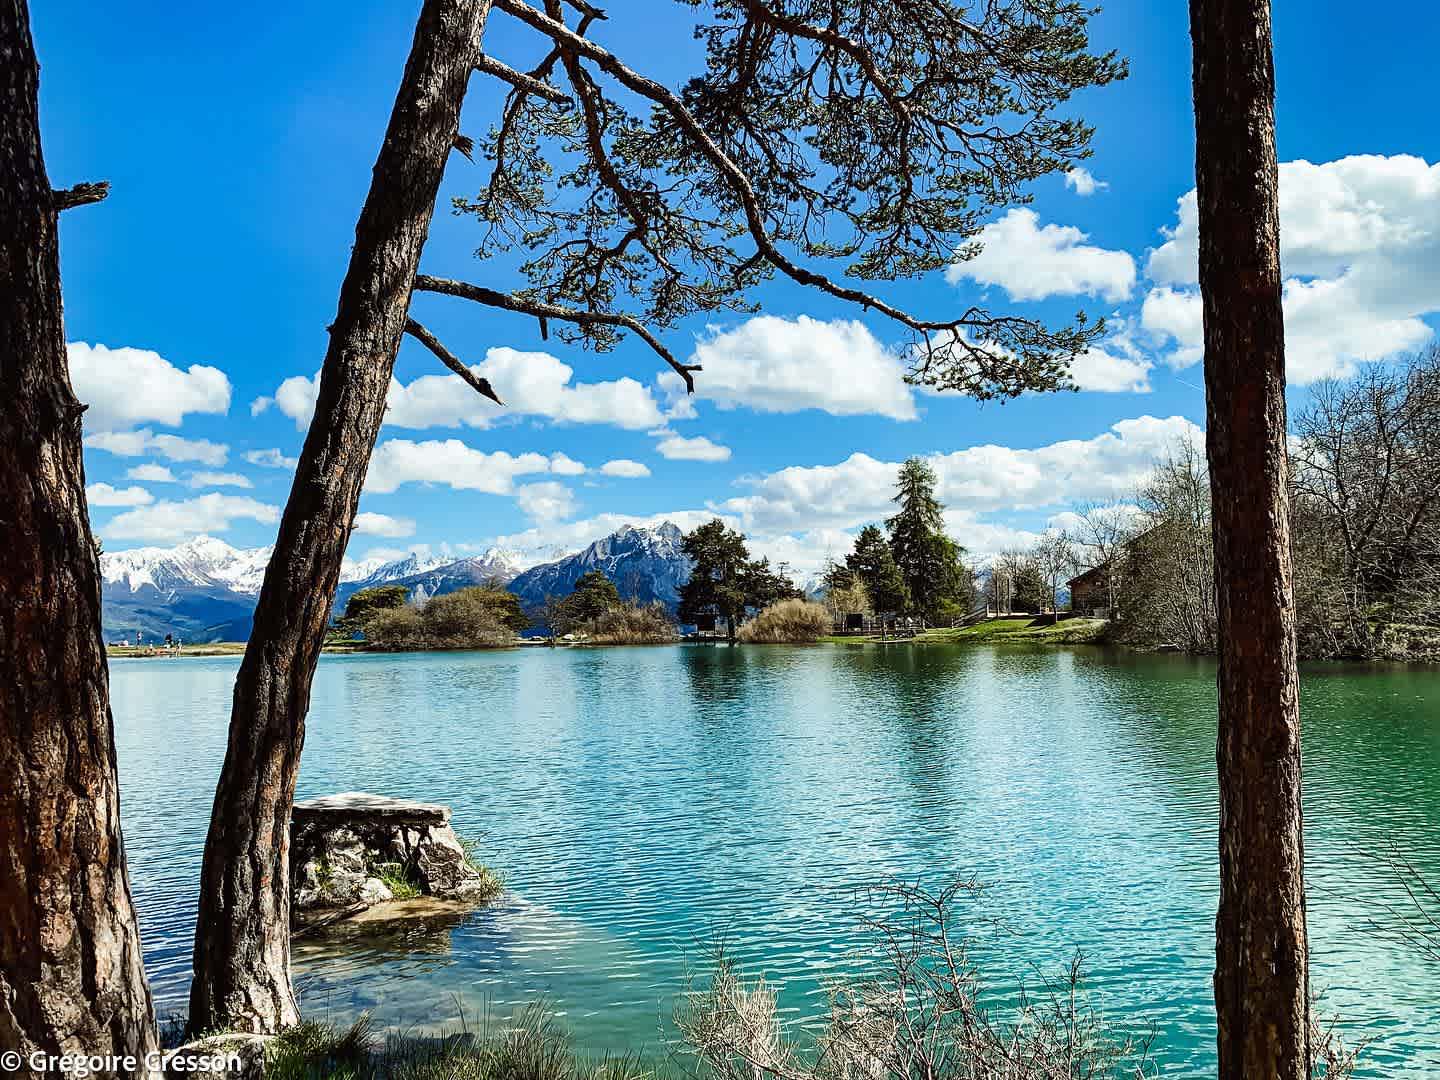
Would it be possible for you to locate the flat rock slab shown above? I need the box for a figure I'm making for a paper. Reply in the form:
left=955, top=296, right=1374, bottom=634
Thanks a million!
left=293, top=791, right=450, bottom=825
left=290, top=792, right=495, bottom=925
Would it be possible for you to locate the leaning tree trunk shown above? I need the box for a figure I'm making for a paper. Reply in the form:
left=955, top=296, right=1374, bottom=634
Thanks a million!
left=0, top=0, right=159, bottom=1073
left=1188, top=2, right=1311, bottom=1076
left=187, top=0, right=491, bottom=1035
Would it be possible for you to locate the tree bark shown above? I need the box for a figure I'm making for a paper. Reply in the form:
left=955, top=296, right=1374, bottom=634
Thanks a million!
left=0, top=1, right=159, bottom=1073
left=187, top=0, right=491, bottom=1035
left=1188, top=2, right=1311, bottom=1077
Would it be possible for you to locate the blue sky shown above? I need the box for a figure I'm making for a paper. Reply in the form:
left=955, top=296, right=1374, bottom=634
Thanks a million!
left=35, top=1, right=1440, bottom=574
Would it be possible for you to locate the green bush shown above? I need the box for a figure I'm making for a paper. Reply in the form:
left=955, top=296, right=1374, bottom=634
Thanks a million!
left=737, top=599, right=831, bottom=644
left=419, top=588, right=517, bottom=648
left=363, top=605, right=425, bottom=649
left=362, top=587, right=523, bottom=650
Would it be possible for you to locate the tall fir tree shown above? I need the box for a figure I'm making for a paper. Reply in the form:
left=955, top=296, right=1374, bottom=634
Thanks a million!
left=846, top=524, right=910, bottom=614
left=886, top=459, right=966, bottom=619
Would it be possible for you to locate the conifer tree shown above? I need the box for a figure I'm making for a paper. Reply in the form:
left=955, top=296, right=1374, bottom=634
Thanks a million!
left=847, top=524, right=909, bottom=614
left=887, top=459, right=966, bottom=619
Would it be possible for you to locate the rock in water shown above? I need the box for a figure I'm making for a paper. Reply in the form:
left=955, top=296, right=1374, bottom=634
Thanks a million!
left=289, top=792, right=494, bottom=925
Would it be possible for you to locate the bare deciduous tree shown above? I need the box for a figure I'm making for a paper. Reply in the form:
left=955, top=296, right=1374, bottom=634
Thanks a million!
left=676, top=880, right=1158, bottom=1080
left=1032, top=531, right=1076, bottom=623
left=1291, top=348, right=1440, bottom=657
left=1063, top=500, right=1138, bottom=616
left=1112, top=445, right=1217, bottom=653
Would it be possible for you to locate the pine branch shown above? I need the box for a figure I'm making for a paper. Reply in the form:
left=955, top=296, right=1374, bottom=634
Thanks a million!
left=412, top=274, right=701, bottom=392
left=403, top=317, right=505, bottom=405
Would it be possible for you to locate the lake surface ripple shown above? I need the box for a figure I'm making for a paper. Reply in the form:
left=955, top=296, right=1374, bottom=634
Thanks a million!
left=110, top=644, right=1440, bottom=1076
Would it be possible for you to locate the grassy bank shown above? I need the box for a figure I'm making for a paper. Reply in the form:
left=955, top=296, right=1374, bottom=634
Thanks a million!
left=822, top=616, right=1111, bottom=647
left=107, top=641, right=370, bottom=659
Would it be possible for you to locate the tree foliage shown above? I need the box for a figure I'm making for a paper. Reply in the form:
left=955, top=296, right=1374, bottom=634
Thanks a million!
left=334, top=585, right=410, bottom=638
left=678, top=519, right=801, bottom=638
left=846, top=524, right=909, bottom=614
left=364, top=585, right=528, bottom=649
left=547, top=570, right=623, bottom=635
left=435, top=0, right=1126, bottom=399
left=886, top=458, right=971, bottom=619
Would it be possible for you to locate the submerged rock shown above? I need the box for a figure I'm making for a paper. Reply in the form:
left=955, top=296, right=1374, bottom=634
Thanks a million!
left=290, top=792, right=496, bottom=928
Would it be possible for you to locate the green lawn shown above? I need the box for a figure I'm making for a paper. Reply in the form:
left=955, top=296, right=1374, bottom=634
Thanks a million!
left=823, top=616, right=1111, bottom=647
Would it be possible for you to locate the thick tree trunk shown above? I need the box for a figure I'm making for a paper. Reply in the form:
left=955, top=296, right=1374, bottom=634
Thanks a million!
left=0, top=1, right=159, bottom=1074
left=1188, top=2, right=1311, bottom=1077
left=187, top=0, right=491, bottom=1035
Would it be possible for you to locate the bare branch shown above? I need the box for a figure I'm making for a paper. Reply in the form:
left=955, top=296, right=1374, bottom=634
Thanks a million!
left=413, top=274, right=700, bottom=392
left=475, top=53, right=572, bottom=105
left=403, top=317, right=504, bottom=405
left=52, top=181, right=109, bottom=211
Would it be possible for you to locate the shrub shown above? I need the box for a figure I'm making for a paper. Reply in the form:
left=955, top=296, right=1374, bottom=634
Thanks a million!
left=361, top=587, right=521, bottom=650
left=675, top=880, right=1158, bottom=1080
left=581, top=602, right=680, bottom=645
left=547, top=571, right=624, bottom=636
left=363, top=605, right=425, bottom=649
left=419, top=588, right=516, bottom=648
left=737, top=599, right=830, bottom=644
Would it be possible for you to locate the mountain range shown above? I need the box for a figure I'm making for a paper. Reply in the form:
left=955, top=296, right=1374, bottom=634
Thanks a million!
left=99, top=523, right=693, bottom=643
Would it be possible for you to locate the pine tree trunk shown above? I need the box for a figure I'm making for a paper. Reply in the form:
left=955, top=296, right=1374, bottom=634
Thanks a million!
left=187, top=0, right=491, bottom=1035
left=1188, top=2, right=1311, bottom=1076
left=0, top=1, right=159, bottom=1073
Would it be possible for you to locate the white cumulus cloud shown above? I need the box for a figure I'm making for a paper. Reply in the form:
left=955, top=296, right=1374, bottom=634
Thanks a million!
left=104, top=494, right=280, bottom=542
left=1143, top=154, right=1440, bottom=382
left=188, top=471, right=253, bottom=489
left=85, top=428, right=228, bottom=466
left=664, top=316, right=918, bottom=420
left=601, top=459, right=651, bottom=478
left=947, top=208, right=1136, bottom=303
left=126, top=464, right=175, bottom=483
left=655, top=433, right=731, bottom=462
left=716, top=415, right=1202, bottom=536
left=549, top=453, right=588, bottom=476
left=86, top=483, right=154, bottom=507
left=516, top=481, right=577, bottom=524
left=1065, top=168, right=1109, bottom=197
left=68, top=343, right=230, bottom=433
left=273, top=347, right=665, bottom=433
left=363, top=439, right=560, bottom=495
left=1068, top=346, right=1152, bottom=393
left=244, top=448, right=298, bottom=470
left=353, top=512, right=416, bottom=538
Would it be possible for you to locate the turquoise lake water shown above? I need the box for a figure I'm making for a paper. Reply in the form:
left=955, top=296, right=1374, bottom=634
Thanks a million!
left=110, top=644, right=1440, bottom=1076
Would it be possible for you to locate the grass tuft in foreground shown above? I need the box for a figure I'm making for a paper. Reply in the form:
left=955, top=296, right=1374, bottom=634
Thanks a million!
left=458, top=836, right=506, bottom=901
left=267, top=1007, right=651, bottom=1080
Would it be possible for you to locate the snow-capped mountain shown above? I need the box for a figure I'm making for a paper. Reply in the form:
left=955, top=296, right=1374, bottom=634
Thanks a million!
left=102, top=535, right=275, bottom=596
left=508, top=522, right=691, bottom=612
left=98, top=538, right=504, bottom=643
left=334, top=549, right=522, bottom=608
left=97, top=525, right=686, bottom=643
